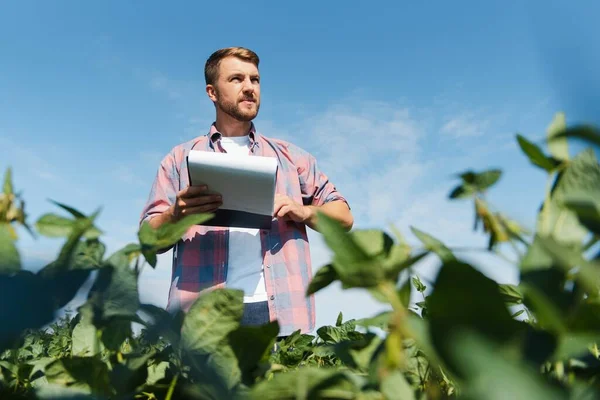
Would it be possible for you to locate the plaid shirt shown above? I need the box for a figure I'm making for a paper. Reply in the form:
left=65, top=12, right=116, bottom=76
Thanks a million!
left=140, top=123, right=349, bottom=335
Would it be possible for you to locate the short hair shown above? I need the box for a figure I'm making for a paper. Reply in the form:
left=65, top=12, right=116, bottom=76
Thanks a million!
left=204, top=47, right=260, bottom=86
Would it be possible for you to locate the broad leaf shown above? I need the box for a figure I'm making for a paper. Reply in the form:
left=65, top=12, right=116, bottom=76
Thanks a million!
left=516, top=134, right=558, bottom=171
left=44, top=357, right=112, bottom=397
left=181, top=288, right=244, bottom=353
left=562, top=190, right=600, bottom=235
left=381, top=370, right=415, bottom=400
left=427, top=261, right=523, bottom=376
left=306, top=264, right=338, bottom=295
left=228, top=320, right=279, bottom=386
left=538, top=148, right=600, bottom=245
left=410, top=226, right=456, bottom=262
left=249, top=367, right=362, bottom=400
left=448, top=330, right=566, bottom=400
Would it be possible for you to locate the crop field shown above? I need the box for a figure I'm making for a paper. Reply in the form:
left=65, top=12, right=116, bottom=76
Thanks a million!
left=1, top=113, right=600, bottom=399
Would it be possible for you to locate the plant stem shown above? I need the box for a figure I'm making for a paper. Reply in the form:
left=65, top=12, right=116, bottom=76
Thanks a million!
left=165, top=374, right=178, bottom=400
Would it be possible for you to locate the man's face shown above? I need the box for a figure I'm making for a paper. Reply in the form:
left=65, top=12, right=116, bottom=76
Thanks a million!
left=209, top=56, right=260, bottom=122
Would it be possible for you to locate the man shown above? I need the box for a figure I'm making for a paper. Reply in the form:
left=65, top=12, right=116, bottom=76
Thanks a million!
left=140, top=47, right=353, bottom=336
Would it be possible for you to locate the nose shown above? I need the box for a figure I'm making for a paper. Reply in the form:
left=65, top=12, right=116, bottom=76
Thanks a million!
left=242, top=77, right=254, bottom=93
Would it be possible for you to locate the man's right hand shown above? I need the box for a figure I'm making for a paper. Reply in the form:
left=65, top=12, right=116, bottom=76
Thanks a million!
left=169, top=185, right=223, bottom=222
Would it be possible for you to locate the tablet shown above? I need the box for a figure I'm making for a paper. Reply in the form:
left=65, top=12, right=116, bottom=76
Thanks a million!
left=186, top=150, right=278, bottom=230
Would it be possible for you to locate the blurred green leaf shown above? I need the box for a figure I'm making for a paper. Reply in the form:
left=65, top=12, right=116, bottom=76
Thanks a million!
left=547, top=112, right=569, bottom=161
left=381, top=370, right=415, bottom=400
left=138, top=213, right=211, bottom=267
left=0, top=223, right=21, bottom=273
left=229, top=321, right=279, bottom=386
left=549, top=124, right=600, bottom=148
left=410, top=227, right=456, bottom=262
left=517, top=134, right=558, bottom=171
left=521, top=284, right=567, bottom=335
left=448, top=330, right=566, bottom=400
left=250, top=367, right=361, bottom=400
left=3, top=167, right=13, bottom=195
left=44, top=357, right=112, bottom=397
left=427, top=261, right=524, bottom=376
left=561, top=190, right=600, bottom=235
left=306, top=264, right=338, bottom=295
left=181, top=288, right=244, bottom=353
left=538, top=148, right=600, bottom=245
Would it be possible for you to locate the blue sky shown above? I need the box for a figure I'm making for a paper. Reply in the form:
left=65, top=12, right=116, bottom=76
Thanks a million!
left=2, top=0, right=599, bottom=330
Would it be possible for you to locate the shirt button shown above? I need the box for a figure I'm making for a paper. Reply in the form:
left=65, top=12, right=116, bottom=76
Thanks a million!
left=266, top=265, right=271, bottom=268
left=270, top=295, right=275, bottom=300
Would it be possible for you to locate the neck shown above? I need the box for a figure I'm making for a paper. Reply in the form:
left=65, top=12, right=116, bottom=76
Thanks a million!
left=214, top=110, right=252, bottom=137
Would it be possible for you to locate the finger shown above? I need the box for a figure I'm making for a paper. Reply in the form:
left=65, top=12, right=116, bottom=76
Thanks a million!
left=181, top=201, right=223, bottom=216
left=180, top=185, right=210, bottom=198
left=277, top=205, right=291, bottom=218
left=180, top=194, right=222, bottom=207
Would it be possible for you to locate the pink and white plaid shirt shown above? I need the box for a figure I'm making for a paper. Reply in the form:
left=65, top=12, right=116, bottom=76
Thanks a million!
left=140, top=123, right=349, bottom=335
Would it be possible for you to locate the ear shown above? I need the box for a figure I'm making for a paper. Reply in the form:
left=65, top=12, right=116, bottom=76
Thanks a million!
left=206, top=84, right=217, bottom=102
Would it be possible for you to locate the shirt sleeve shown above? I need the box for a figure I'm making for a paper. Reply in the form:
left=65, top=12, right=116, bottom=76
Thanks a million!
left=295, top=147, right=350, bottom=209
left=139, top=151, right=179, bottom=226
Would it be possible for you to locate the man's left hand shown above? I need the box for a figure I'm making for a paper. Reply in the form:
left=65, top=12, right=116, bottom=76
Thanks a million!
left=273, top=194, right=313, bottom=223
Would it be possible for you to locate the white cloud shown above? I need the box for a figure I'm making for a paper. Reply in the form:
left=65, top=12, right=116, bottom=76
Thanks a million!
left=441, top=112, right=491, bottom=138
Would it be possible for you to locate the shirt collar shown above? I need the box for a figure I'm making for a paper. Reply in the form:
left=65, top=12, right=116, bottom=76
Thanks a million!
left=208, top=122, right=259, bottom=147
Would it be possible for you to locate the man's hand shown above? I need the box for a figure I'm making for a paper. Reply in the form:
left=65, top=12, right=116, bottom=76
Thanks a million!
left=170, top=185, right=223, bottom=222
left=273, top=194, right=353, bottom=232
left=273, top=194, right=312, bottom=224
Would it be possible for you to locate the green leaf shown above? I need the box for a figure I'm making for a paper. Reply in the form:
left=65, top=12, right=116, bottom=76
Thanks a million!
left=498, top=284, right=523, bottom=305
left=561, top=190, right=600, bottom=235
left=550, top=124, right=600, bottom=147
left=473, top=169, right=502, bottom=190
left=35, top=384, right=101, bottom=399
left=355, top=311, right=393, bottom=330
left=87, top=250, right=140, bottom=325
left=399, top=277, right=412, bottom=307
left=317, top=212, right=371, bottom=264
left=336, top=311, right=343, bottom=326
left=3, top=167, right=13, bottom=195
left=0, top=223, right=21, bottom=273
left=447, top=330, right=566, bottom=400
left=546, top=112, right=569, bottom=161
left=427, top=261, right=523, bottom=376
left=410, top=226, right=456, bottom=262
left=536, top=236, right=600, bottom=295
left=228, top=320, right=280, bottom=386
left=538, top=148, right=600, bottom=244
left=381, top=370, right=415, bottom=400
left=520, top=284, right=567, bottom=335
left=449, top=183, right=475, bottom=199
left=349, top=229, right=394, bottom=258
left=71, top=310, right=100, bottom=357
left=181, top=288, right=244, bottom=353
left=48, top=199, right=87, bottom=219
left=553, top=333, right=600, bottom=361
left=138, top=214, right=213, bottom=267
left=44, top=357, right=112, bottom=397
left=109, top=351, right=155, bottom=395
left=249, top=367, right=361, bottom=400
left=516, top=134, right=558, bottom=171
left=35, top=213, right=102, bottom=239
left=317, top=213, right=385, bottom=288
left=306, top=264, right=339, bottom=295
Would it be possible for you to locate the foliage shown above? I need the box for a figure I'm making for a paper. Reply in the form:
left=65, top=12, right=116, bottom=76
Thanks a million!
left=1, top=113, right=600, bottom=399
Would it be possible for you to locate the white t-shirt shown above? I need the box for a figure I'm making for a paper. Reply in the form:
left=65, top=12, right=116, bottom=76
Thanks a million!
left=219, top=135, right=268, bottom=303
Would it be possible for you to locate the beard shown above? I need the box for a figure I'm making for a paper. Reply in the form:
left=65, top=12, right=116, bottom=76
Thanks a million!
left=215, top=91, right=260, bottom=122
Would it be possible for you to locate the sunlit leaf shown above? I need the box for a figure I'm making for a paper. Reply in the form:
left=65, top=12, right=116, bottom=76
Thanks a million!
left=546, top=112, right=569, bottom=161
left=410, top=226, right=456, bottom=262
